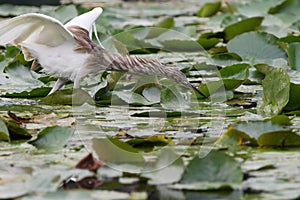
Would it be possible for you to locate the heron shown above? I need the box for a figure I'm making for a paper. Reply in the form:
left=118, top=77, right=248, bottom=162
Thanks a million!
left=0, top=7, right=206, bottom=97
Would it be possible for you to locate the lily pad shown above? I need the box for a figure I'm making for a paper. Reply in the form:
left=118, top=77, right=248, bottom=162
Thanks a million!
left=92, top=137, right=145, bottom=173
left=219, top=63, right=250, bottom=90
left=197, top=32, right=220, bottom=50
left=40, top=89, right=94, bottom=105
left=285, top=83, right=300, bottom=110
left=223, top=17, right=264, bottom=41
left=287, top=42, right=300, bottom=71
left=113, top=90, right=153, bottom=105
left=257, top=68, right=290, bottom=116
left=145, top=17, right=175, bottom=39
left=227, top=32, right=287, bottom=66
left=142, top=148, right=184, bottom=185
left=180, top=150, right=243, bottom=184
left=216, top=119, right=300, bottom=147
left=197, top=2, right=221, bottom=17
left=30, top=126, right=75, bottom=152
left=0, top=119, right=9, bottom=141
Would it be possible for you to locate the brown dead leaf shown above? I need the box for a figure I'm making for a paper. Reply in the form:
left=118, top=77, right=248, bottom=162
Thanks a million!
left=75, top=153, right=104, bottom=172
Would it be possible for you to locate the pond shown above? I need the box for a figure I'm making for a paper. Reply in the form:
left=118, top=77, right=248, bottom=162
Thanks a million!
left=0, top=0, right=300, bottom=199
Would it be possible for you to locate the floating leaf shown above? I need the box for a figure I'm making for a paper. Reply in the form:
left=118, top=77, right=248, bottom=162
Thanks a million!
left=0, top=119, right=9, bottom=141
left=197, top=64, right=249, bottom=98
left=113, top=90, right=153, bottom=105
left=4, top=118, right=31, bottom=140
left=257, top=68, right=290, bottom=116
left=146, top=17, right=175, bottom=39
left=159, top=40, right=204, bottom=52
left=47, top=5, right=78, bottom=24
left=223, top=17, right=263, bottom=41
left=93, top=137, right=144, bottom=163
left=227, top=32, right=287, bottom=66
left=219, top=63, right=250, bottom=90
left=268, top=0, right=300, bottom=15
left=287, top=42, right=300, bottom=71
left=180, top=150, right=243, bottom=184
left=40, top=89, right=94, bottom=105
left=197, top=32, right=220, bottom=50
left=142, top=87, right=161, bottom=104
left=234, top=0, right=282, bottom=17
left=142, top=148, right=184, bottom=185
left=30, top=126, right=74, bottom=151
left=170, top=182, right=237, bottom=191
left=2, top=87, right=51, bottom=98
left=285, top=83, right=300, bottom=110
left=127, top=135, right=172, bottom=150
left=160, top=87, right=189, bottom=109
left=216, top=119, right=300, bottom=147
left=197, top=2, right=221, bottom=17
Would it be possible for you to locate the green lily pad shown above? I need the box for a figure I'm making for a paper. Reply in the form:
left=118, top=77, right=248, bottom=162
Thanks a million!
left=197, top=2, right=221, bottom=17
left=2, top=87, right=51, bottom=98
left=30, top=126, right=75, bottom=152
left=159, top=40, right=204, bottom=52
left=285, top=83, right=300, bottom=111
left=224, top=17, right=264, bottom=41
left=0, top=119, right=9, bottom=141
left=268, top=0, right=300, bottom=15
left=142, top=148, right=184, bottom=185
left=47, top=5, right=78, bottom=24
left=227, top=32, right=287, bottom=66
left=180, top=150, right=243, bottom=184
left=287, top=42, right=300, bottom=71
left=219, top=63, right=250, bottom=90
left=197, top=32, right=220, bottom=50
left=146, top=17, right=175, bottom=39
left=198, top=63, right=249, bottom=98
left=170, top=182, right=237, bottom=191
left=4, top=118, right=31, bottom=141
left=40, top=89, right=94, bottom=105
left=92, top=137, right=144, bottom=163
left=257, top=68, right=290, bottom=116
left=216, top=119, right=300, bottom=147
left=113, top=90, right=153, bottom=105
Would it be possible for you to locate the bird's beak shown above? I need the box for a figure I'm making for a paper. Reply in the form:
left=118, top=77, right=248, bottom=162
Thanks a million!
left=189, top=83, right=207, bottom=98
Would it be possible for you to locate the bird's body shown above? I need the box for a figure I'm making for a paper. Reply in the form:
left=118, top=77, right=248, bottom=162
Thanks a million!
left=0, top=8, right=206, bottom=97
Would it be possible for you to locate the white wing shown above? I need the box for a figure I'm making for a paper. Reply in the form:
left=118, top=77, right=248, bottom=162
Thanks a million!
left=0, top=13, right=74, bottom=48
left=65, top=7, right=103, bottom=35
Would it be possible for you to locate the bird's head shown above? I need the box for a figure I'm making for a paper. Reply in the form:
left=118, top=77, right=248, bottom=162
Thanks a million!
left=163, top=67, right=207, bottom=97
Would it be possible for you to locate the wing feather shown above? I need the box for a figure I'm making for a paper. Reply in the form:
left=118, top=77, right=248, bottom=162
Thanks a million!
left=0, top=13, right=74, bottom=47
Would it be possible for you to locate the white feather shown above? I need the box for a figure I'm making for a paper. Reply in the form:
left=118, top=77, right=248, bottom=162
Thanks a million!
left=0, top=8, right=103, bottom=94
left=65, top=7, right=103, bottom=36
left=0, top=13, right=74, bottom=48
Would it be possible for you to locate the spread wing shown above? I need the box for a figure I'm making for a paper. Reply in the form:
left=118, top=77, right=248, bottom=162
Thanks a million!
left=0, top=13, right=74, bottom=47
